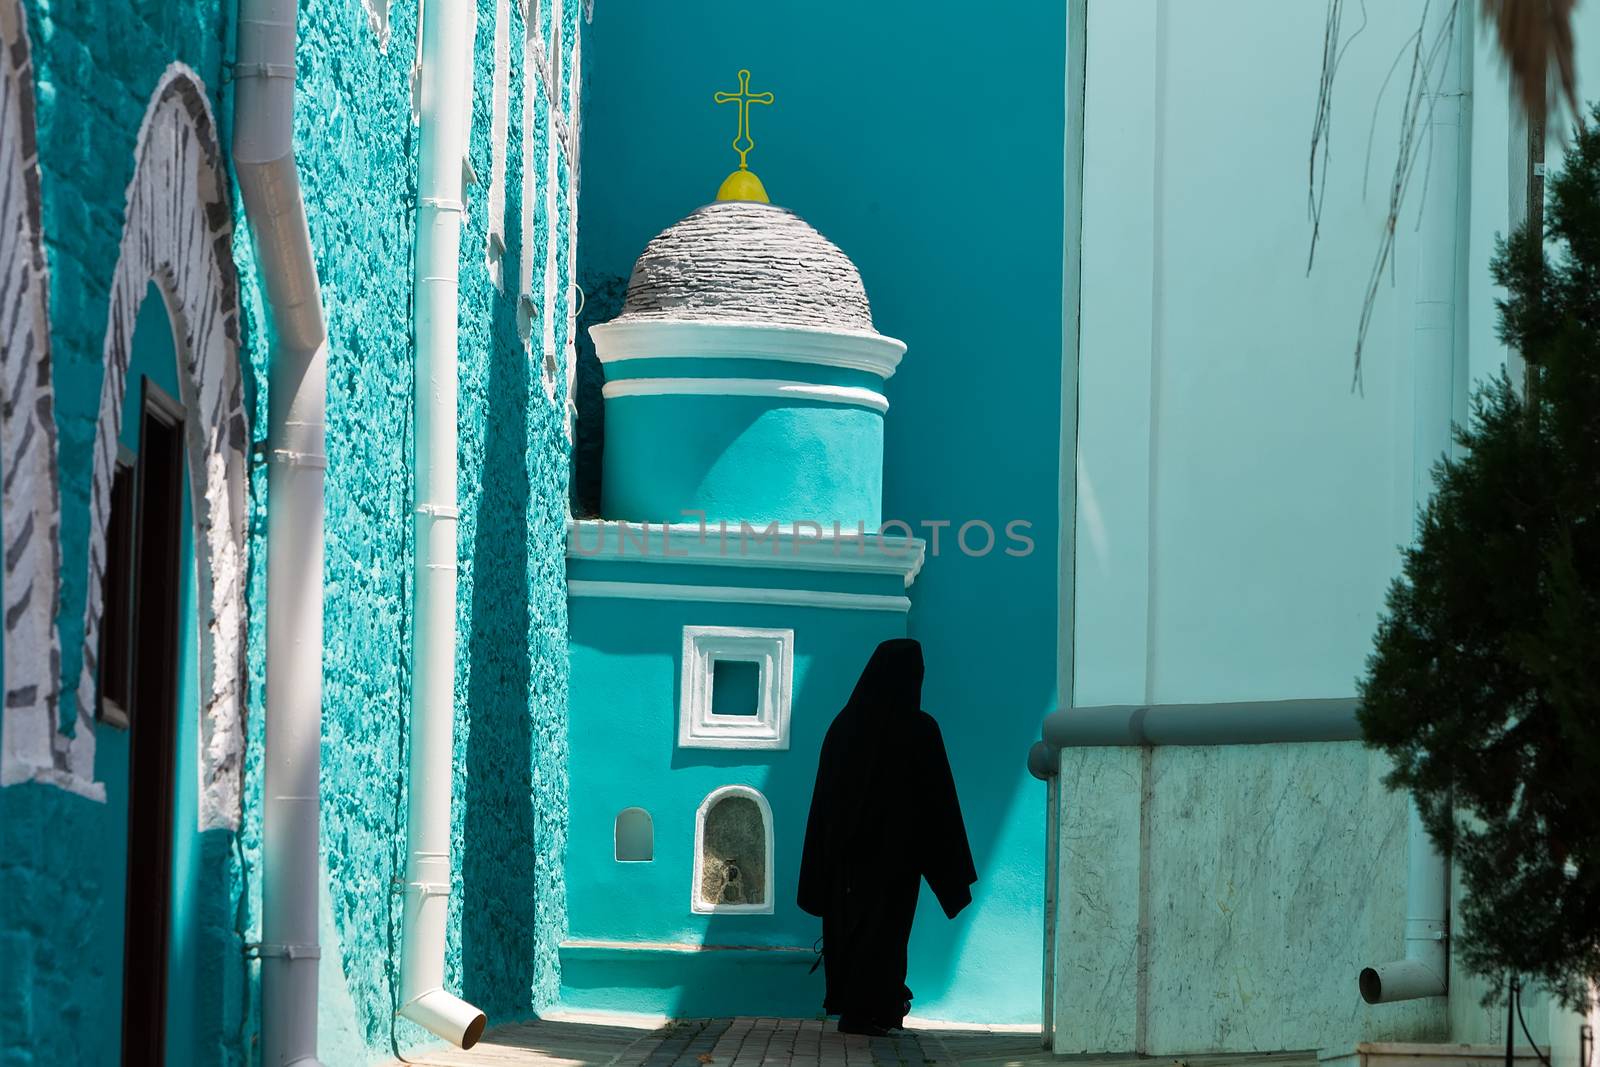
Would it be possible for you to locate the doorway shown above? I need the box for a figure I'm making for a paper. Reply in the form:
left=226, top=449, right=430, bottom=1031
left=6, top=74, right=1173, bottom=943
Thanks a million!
left=110, top=375, right=186, bottom=1065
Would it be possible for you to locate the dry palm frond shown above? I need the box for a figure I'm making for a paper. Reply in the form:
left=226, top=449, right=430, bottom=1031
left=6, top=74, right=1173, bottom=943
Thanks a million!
left=1307, top=0, right=1371, bottom=276
left=1481, top=0, right=1580, bottom=124
left=1310, top=0, right=1461, bottom=391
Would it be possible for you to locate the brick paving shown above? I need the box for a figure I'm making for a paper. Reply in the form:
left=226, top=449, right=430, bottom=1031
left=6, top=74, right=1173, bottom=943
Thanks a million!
left=629, top=1018, right=939, bottom=1067
left=384, top=1016, right=957, bottom=1067
left=383, top=1014, right=1315, bottom=1067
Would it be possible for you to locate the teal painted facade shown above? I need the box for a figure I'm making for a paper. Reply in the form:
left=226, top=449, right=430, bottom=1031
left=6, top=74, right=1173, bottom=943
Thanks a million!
left=0, top=0, right=236, bottom=1061
left=562, top=594, right=910, bottom=1016
left=601, top=393, right=886, bottom=529
left=12, top=0, right=1600, bottom=1061
left=236, top=0, right=580, bottom=1055
left=1, top=0, right=578, bottom=1060
left=575, top=1, right=1063, bottom=1025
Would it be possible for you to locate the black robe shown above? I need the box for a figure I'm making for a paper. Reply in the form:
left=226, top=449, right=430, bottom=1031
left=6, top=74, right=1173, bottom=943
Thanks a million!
left=797, top=638, right=977, bottom=1026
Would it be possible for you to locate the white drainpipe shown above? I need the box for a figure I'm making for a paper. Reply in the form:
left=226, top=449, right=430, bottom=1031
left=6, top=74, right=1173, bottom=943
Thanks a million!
left=1359, top=0, right=1471, bottom=1007
left=1362, top=803, right=1450, bottom=1003
left=233, top=0, right=330, bottom=1063
left=398, top=0, right=486, bottom=1049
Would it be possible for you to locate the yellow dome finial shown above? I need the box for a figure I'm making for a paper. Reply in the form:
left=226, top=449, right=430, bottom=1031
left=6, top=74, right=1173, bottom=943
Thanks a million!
left=713, top=69, right=774, bottom=203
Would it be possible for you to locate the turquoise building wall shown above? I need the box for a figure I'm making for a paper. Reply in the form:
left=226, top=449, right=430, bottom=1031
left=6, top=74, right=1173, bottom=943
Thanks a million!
left=2, top=0, right=579, bottom=1061
left=230, top=0, right=578, bottom=1057
left=0, top=1, right=235, bottom=1062
left=563, top=589, right=911, bottom=1016
left=576, top=1, right=1064, bottom=1024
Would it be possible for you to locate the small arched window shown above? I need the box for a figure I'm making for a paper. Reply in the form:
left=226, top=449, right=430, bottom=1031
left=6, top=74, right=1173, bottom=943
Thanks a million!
left=615, top=808, right=654, bottom=862
left=692, top=786, right=774, bottom=914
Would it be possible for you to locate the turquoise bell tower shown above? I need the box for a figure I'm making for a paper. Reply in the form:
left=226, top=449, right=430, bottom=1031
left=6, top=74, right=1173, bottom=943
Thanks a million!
left=562, top=162, right=923, bottom=1017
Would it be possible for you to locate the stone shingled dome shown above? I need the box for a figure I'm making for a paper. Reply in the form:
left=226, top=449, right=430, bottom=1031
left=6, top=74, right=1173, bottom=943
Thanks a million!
left=615, top=200, right=879, bottom=334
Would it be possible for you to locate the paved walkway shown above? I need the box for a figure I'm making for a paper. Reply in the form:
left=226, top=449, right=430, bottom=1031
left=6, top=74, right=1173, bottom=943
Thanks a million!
left=383, top=1016, right=1317, bottom=1067
left=384, top=1017, right=1022, bottom=1067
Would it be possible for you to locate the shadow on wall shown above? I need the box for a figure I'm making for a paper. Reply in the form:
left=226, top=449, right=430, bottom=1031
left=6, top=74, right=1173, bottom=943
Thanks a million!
left=461, top=163, right=538, bottom=1020
left=572, top=271, right=626, bottom=517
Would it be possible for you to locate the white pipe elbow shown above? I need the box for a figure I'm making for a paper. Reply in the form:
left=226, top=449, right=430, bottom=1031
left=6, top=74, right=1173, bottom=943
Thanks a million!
left=1360, top=955, right=1448, bottom=1004
left=1361, top=911, right=1449, bottom=1004
left=400, top=988, right=488, bottom=1050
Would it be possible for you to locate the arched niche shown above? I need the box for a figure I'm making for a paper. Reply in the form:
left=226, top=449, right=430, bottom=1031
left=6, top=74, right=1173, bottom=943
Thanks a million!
left=691, top=785, right=774, bottom=915
left=614, top=807, right=654, bottom=863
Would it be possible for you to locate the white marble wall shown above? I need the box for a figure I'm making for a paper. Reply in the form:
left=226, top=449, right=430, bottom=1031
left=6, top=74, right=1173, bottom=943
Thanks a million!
left=1053, top=742, right=1449, bottom=1056
left=1052, top=746, right=1145, bottom=1051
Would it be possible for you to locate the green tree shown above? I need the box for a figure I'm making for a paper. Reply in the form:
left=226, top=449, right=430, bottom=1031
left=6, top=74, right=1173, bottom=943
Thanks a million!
left=1359, top=104, right=1600, bottom=1008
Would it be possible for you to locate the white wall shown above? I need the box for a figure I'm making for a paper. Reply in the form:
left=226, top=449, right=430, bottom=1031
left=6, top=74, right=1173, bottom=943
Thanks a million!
left=1055, top=0, right=1600, bottom=1055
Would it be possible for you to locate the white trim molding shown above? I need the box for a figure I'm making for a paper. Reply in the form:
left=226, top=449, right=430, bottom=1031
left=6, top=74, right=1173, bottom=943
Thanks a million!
left=692, top=785, right=776, bottom=915
left=567, top=520, right=926, bottom=587
left=558, top=939, right=811, bottom=955
left=679, top=625, right=793, bottom=751
left=568, top=579, right=911, bottom=614
left=590, top=318, right=906, bottom=379
left=602, top=377, right=888, bottom=414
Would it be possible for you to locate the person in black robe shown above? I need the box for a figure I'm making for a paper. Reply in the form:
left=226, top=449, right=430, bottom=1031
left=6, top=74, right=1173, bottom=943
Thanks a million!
left=798, top=638, right=977, bottom=1036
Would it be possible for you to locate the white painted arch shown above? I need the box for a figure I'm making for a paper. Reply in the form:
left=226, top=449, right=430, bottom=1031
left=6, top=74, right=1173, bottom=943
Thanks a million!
left=0, top=42, right=249, bottom=827
left=0, top=0, right=69, bottom=792
left=82, top=65, right=252, bottom=829
left=691, top=785, right=775, bottom=916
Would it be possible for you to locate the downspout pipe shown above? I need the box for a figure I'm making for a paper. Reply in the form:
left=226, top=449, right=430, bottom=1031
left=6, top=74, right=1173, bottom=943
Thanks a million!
left=1360, top=802, right=1449, bottom=1003
left=1359, top=0, right=1471, bottom=1006
left=233, top=1, right=330, bottom=1064
left=398, top=0, right=486, bottom=1049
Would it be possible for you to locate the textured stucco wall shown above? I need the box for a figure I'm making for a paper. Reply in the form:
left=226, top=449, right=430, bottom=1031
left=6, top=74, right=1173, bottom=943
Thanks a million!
left=225, top=0, right=577, bottom=1058
left=0, top=0, right=234, bottom=1063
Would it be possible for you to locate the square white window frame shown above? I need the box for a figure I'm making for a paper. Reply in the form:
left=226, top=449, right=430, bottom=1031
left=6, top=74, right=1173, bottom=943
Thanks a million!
left=679, top=625, right=793, bottom=750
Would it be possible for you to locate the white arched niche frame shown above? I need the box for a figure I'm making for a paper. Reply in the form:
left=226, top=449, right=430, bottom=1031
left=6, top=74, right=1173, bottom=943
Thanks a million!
left=691, top=785, right=774, bottom=916
left=678, top=625, right=793, bottom=750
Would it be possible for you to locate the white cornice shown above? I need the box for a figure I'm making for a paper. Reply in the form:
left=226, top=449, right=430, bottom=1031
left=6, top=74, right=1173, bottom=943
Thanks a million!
left=601, top=377, right=889, bottom=413
left=589, top=319, right=907, bottom=379
left=568, top=580, right=912, bottom=614
left=567, top=520, right=926, bottom=587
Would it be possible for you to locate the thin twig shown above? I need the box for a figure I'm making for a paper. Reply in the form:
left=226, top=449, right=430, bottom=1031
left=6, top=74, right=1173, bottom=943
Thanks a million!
left=1308, top=0, right=1371, bottom=274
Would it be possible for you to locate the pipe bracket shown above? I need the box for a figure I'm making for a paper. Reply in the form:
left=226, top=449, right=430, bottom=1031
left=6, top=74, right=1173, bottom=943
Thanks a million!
left=235, top=62, right=296, bottom=80
left=416, top=503, right=460, bottom=519
left=245, top=941, right=323, bottom=960
left=268, top=449, right=328, bottom=469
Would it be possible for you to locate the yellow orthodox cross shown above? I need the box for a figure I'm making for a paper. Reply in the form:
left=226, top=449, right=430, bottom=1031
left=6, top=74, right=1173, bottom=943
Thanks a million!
left=713, top=69, right=775, bottom=203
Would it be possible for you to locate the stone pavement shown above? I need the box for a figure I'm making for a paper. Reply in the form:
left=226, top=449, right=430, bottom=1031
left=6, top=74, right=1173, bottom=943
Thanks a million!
left=382, top=1015, right=1318, bottom=1067
left=637, top=1018, right=938, bottom=1067
left=384, top=1016, right=1006, bottom=1067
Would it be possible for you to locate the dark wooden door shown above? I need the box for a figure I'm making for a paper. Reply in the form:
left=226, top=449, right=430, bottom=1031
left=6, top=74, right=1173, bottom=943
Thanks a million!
left=118, top=379, right=185, bottom=1066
